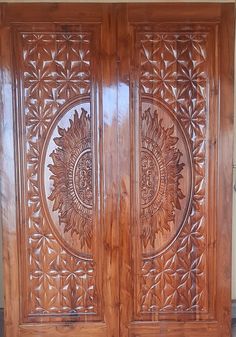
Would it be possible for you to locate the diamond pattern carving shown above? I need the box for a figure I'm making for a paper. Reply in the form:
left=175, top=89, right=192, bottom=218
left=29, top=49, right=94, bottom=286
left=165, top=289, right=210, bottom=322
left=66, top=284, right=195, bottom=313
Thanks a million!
left=20, top=32, right=98, bottom=317
left=23, top=33, right=91, bottom=103
left=29, top=219, right=96, bottom=314
left=137, top=33, right=208, bottom=313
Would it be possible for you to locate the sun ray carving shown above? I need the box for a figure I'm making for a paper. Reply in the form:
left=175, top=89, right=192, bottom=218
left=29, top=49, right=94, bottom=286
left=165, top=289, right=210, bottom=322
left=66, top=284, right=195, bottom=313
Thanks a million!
left=48, top=108, right=93, bottom=248
left=141, top=107, right=185, bottom=248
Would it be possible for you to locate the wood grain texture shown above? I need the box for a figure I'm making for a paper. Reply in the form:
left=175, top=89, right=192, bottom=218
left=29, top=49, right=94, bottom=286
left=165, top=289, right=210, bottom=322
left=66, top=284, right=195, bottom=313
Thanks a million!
left=216, top=5, right=235, bottom=337
left=0, top=3, right=234, bottom=337
left=0, top=25, right=20, bottom=337
left=117, top=5, right=131, bottom=337
left=129, top=321, right=219, bottom=337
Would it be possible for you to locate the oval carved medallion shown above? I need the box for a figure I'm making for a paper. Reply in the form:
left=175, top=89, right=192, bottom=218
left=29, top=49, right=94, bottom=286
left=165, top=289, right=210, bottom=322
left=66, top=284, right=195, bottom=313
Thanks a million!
left=141, top=101, right=193, bottom=254
left=41, top=102, right=93, bottom=257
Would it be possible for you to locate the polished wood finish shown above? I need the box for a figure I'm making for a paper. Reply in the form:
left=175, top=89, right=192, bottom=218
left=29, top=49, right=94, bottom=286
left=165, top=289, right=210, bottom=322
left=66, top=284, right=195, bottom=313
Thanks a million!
left=1, top=4, right=119, bottom=337
left=0, top=3, right=234, bottom=337
left=217, top=6, right=235, bottom=337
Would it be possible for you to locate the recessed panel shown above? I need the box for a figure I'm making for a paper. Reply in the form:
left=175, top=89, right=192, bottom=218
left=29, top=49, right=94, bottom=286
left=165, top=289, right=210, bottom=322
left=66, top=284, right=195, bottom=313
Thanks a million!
left=16, top=29, right=101, bottom=321
left=133, top=31, right=210, bottom=317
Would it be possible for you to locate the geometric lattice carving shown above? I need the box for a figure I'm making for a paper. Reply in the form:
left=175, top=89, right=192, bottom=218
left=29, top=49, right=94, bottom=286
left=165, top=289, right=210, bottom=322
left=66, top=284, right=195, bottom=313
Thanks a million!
left=29, top=220, right=97, bottom=315
left=141, top=107, right=185, bottom=248
left=21, top=32, right=98, bottom=318
left=137, top=33, right=208, bottom=314
left=48, top=109, right=93, bottom=248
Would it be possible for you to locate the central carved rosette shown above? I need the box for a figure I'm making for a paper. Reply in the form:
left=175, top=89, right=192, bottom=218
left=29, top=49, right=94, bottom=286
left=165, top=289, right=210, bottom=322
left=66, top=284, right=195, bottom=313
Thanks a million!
left=48, top=108, right=93, bottom=248
left=141, top=107, right=185, bottom=248
left=74, top=150, right=93, bottom=208
left=141, top=149, right=160, bottom=206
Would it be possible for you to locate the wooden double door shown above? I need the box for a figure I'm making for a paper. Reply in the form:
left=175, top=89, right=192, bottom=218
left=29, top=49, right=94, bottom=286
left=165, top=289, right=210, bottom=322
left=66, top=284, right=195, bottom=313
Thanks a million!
left=1, top=3, right=234, bottom=337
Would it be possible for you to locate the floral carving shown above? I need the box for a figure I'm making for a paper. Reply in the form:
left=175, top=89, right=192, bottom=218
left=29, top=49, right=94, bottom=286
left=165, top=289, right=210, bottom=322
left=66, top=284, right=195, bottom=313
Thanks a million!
left=29, top=219, right=97, bottom=315
left=137, top=32, right=208, bottom=313
left=141, top=107, right=185, bottom=248
left=48, top=109, right=93, bottom=248
left=20, top=32, right=98, bottom=318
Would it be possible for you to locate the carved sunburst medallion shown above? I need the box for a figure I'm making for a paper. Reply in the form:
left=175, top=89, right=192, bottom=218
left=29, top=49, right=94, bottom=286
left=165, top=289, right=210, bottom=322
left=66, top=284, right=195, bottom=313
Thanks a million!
left=48, top=108, right=93, bottom=248
left=141, top=107, right=185, bottom=248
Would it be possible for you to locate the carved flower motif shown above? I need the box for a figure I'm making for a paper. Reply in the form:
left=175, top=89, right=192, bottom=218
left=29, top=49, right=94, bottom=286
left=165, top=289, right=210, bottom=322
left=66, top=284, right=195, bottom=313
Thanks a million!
left=141, top=107, right=185, bottom=248
left=48, top=108, right=93, bottom=248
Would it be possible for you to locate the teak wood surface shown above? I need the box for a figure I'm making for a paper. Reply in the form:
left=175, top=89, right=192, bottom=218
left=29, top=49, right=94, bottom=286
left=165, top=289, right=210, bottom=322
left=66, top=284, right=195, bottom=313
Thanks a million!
left=0, top=3, right=234, bottom=337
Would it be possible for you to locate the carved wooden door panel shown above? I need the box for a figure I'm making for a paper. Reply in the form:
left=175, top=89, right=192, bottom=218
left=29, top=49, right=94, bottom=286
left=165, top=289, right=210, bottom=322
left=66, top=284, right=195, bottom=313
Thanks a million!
left=118, top=4, right=234, bottom=337
left=1, top=4, right=119, bottom=337
left=0, top=3, right=234, bottom=337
